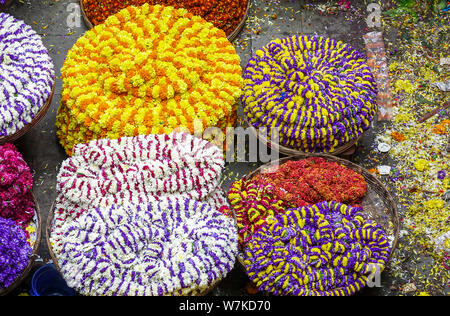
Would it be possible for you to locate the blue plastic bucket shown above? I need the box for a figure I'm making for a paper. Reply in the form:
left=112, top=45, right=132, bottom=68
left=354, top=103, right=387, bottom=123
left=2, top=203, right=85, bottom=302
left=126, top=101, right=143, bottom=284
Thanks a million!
left=30, top=264, right=76, bottom=296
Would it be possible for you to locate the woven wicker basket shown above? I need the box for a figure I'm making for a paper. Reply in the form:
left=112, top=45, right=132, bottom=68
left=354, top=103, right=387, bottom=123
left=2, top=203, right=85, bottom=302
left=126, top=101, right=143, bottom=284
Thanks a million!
left=0, top=193, right=42, bottom=296
left=0, top=0, right=13, bottom=11
left=232, top=154, right=400, bottom=294
left=79, top=0, right=249, bottom=42
left=246, top=119, right=363, bottom=157
left=0, top=85, right=54, bottom=145
left=46, top=201, right=223, bottom=296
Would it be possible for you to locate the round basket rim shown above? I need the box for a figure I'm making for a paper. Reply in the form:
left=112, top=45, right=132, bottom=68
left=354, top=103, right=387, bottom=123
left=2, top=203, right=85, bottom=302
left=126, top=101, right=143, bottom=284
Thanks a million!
left=0, top=84, right=55, bottom=145
left=79, top=0, right=249, bottom=42
left=46, top=201, right=224, bottom=296
left=246, top=118, right=362, bottom=156
left=230, top=154, right=400, bottom=294
left=0, top=192, right=42, bottom=296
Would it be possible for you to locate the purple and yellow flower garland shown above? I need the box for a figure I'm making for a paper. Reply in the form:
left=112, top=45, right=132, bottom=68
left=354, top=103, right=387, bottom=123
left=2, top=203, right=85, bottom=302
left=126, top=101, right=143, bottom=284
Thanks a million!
left=243, top=201, right=391, bottom=296
left=242, top=35, right=378, bottom=153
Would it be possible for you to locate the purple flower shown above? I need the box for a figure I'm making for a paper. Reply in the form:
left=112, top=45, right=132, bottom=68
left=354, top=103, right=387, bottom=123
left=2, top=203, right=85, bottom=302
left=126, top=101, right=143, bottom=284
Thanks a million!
left=0, top=217, right=32, bottom=289
left=438, top=170, right=446, bottom=180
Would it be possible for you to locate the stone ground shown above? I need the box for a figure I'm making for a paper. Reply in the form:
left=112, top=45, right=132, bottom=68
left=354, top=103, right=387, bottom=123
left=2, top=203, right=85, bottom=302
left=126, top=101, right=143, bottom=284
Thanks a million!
left=2, top=0, right=433, bottom=296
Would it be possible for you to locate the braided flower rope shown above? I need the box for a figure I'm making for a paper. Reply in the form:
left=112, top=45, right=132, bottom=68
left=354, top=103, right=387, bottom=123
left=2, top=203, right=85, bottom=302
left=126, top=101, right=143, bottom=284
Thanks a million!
left=51, top=133, right=227, bottom=254
left=243, top=201, right=391, bottom=296
left=82, top=0, right=248, bottom=37
left=56, top=197, right=238, bottom=296
left=0, top=13, right=55, bottom=137
left=56, top=4, right=242, bottom=155
left=228, top=158, right=367, bottom=248
left=242, top=35, right=377, bottom=153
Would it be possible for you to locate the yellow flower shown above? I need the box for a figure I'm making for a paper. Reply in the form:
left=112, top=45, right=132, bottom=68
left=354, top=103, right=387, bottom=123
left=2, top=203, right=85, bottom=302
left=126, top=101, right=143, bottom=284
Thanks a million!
left=414, top=159, right=429, bottom=171
left=389, top=62, right=400, bottom=72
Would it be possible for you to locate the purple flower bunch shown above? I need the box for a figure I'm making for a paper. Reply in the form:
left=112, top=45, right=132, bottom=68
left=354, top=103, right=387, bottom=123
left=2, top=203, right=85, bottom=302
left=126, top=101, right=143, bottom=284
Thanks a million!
left=0, top=216, right=32, bottom=289
left=243, top=201, right=391, bottom=296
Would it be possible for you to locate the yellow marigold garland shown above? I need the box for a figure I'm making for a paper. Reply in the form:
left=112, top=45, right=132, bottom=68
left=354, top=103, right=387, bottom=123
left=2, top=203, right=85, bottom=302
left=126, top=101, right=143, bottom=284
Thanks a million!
left=56, top=4, right=242, bottom=155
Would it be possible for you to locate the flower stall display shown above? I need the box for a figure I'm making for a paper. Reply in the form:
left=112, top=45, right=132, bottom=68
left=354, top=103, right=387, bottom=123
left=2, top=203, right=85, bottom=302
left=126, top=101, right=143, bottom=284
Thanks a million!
left=242, top=35, right=378, bottom=153
left=56, top=4, right=242, bottom=155
left=228, top=157, right=368, bottom=248
left=80, top=0, right=249, bottom=39
left=0, top=13, right=55, bottom=140
left=50, top=132, right=228, bottom=255
left=242, top=201, right=391, bottom=296
left=54, top=197, right=238, bottom=296
left=0, top=217, right=32, bottom=290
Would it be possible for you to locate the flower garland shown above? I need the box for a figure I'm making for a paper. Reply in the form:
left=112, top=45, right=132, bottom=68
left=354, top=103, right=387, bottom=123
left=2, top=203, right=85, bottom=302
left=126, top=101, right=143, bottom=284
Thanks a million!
left=0, top=217, right=32, bottom=290
left=51, top=132, right=228, bottom=253
left=228, top=158, right=368, bottom=248
left=56, top=4, right=242, bottom=155
left=228, top=179, right=289, bottom=248
left=0, top=143, right=35, bottom=229
left=243, top=201, right=391, bottom=296
left=252, top=158, right=367, bottom=206
left=242, top=35, right=378, bottom=153
left=81, top=0, right=248, bottom=37
left=0, top=13, right=54, bottom=137
left=0, top=0, right=12, bottom=9
left=55, top=197, right=238, bottom=296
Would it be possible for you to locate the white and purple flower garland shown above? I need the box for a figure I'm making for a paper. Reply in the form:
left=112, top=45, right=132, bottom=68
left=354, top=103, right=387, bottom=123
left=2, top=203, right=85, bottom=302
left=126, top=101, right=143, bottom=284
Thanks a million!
left=243, top=201, right=391, bottom=296
left=0, top=216, right=32, bottom=289
left=51, top=133, right=227, bottom=253
left=0, top=13, right=54, bottom=137
left=55, top=197, right=238, bottom=296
